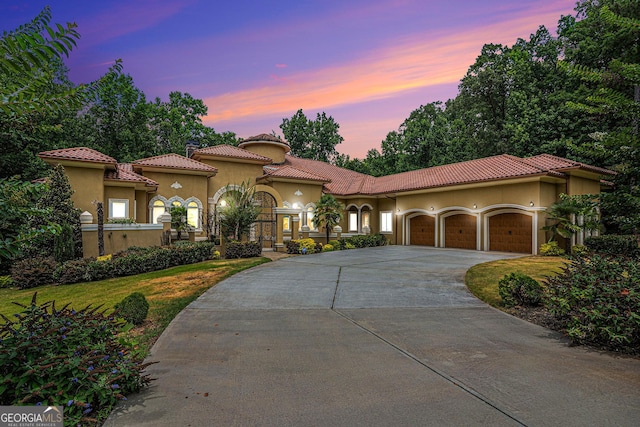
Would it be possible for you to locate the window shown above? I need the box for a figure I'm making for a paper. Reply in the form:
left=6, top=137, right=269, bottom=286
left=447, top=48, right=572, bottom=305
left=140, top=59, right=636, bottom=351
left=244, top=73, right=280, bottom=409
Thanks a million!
left=152, top=200, right=166, bottom=224
left=282, top=216, right=290, bottom=232
left=348, top=212, right=358, bottom=232
left=187, top=201, right=199, bottom=228
left=108, top=199, right=129, bottom=219
left=380, top=211, right=393, bottom=233
left=307, top=207, right=315, bottom=229
left=362, top=211, right=370, bottom=229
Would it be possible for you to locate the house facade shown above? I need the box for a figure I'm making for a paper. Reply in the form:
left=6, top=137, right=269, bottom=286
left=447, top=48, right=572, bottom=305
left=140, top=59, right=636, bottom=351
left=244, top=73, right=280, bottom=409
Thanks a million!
left=39, top=134, right=613, bottom=257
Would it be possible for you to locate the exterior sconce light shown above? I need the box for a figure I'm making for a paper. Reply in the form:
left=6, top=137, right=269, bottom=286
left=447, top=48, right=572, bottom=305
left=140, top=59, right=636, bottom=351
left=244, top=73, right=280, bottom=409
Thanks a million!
left=430, top=206, right=434, bottom=211
left=473, top=204, right=477, bottom=209
left=530, top=201, right=535, bottom=207
left=219, top=200, right=227, bottom=207
left=294, top=189, right=303, bottom=196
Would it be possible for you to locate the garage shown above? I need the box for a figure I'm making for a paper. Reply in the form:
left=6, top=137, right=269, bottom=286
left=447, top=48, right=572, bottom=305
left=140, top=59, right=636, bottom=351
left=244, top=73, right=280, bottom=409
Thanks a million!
left=444, top=214, right=477, bottom=250
left=488, top=213, right=532, bottom=253
left=410, top=215, right=435, bottom=246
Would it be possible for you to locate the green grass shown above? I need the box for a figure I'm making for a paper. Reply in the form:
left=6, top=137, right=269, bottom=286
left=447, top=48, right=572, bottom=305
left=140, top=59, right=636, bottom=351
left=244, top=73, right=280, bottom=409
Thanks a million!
left=1, top=257, right=270, bottom=352
left=465, top=256, right=567, bottom=308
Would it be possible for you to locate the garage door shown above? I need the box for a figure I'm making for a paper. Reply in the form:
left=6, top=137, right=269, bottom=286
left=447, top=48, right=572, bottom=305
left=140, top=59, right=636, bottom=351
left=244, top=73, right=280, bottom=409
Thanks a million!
left=489, top=213, right=532, bottom=253
left=444, top=214, right=477, bottom=249
left=410, top=215, right=435, bottom=246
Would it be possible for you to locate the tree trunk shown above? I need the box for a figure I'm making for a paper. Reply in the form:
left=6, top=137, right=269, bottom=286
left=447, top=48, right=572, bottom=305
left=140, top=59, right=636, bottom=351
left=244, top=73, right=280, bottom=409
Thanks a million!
left=96, top=201, right=104, bottom=256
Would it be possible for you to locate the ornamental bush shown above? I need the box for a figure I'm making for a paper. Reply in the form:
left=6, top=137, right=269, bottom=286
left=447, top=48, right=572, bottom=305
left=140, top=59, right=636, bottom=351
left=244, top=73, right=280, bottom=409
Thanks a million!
left=339, top=233, right=388, bottom=249
left=544, top=254, right=640, bottom=354
left=11, top=256, right=59, bottom=289
left=225, top=241, right=261, bottom=259
left=322, top=244, right=334, bottom=252
left=498, top=272, right=543, bottom=308
left=115, top=292, right=149, bottom=326
left=328, top=240, right=342, bottom=250
left=539, top=241, right=565, bottom=256
left=584, top=235, right=639, bottom=258
left=0, top=294, right=153, bottom=426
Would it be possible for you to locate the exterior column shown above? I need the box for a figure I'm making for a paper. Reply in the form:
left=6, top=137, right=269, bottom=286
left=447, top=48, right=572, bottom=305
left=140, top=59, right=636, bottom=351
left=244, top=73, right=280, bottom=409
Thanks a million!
left=334, top=225, right=342, bottom=240
left=291, top=216, right=300, bottom=240
left=275, top=214, right=284, bottom=252
left=300, top=225, right=310, bottom=239
left=159, top=212, right=172, bottom=245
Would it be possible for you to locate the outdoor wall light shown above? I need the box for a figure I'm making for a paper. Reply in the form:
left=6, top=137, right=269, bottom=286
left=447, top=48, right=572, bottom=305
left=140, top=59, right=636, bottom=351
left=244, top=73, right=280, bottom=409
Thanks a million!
left=473, top=204, right=477, bottom=209
left=530, top=201, right=535, bottom=207
left=294, top=189, right=303, bottom=196
left=430, top=206, right=434, bottom=211
left=219, top=200, right=227, bottom=207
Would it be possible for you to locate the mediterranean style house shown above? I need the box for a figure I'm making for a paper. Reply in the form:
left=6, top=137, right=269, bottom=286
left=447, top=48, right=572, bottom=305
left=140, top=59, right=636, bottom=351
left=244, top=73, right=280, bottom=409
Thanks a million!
left=39, top=134, right=613, bottom=258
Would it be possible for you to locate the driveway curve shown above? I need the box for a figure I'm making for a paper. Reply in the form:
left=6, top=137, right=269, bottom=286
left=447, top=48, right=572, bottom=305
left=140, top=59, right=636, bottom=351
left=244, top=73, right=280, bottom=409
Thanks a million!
left=107, top=246, right=640, bottom=427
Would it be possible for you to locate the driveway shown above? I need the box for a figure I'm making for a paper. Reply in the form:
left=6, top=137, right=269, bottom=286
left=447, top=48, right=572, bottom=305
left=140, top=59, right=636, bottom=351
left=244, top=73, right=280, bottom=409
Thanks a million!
left=107, top=246, right=640, bottom=426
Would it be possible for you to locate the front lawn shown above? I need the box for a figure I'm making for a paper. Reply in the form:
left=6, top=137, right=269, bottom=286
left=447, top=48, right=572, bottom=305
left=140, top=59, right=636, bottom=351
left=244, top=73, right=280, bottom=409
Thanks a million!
left=1, top=257, right=269, bottom=351
left=465, top=256, right=566, bottom=308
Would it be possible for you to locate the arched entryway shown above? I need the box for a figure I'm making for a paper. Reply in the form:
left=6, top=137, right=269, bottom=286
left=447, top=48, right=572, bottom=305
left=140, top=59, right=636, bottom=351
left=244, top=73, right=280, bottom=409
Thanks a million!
left=254, top=191, right=276, bottom=248
left=444, top=214, right=477, bottom=249
left=410, top=215, right=435, bottom=246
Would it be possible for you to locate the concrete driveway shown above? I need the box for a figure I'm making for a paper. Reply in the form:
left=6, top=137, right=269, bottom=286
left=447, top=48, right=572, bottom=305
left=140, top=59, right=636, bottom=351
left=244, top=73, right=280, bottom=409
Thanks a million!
left=107, top=246, right=640, bottom=426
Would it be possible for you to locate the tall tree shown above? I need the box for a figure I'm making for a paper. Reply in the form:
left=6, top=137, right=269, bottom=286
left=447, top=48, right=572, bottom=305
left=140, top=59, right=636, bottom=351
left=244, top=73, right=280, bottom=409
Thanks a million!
left=280, top=109, right=343, bottom=162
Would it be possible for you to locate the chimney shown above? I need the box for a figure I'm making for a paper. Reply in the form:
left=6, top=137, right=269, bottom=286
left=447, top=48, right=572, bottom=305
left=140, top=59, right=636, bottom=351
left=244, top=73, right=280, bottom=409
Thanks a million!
left=185, top=140, right=198, bottom=158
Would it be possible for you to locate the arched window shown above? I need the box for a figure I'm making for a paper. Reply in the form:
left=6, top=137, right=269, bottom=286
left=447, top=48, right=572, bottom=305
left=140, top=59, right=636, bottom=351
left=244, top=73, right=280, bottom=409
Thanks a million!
left=362, top=211, right=370, bottom=229
left=307, top=206, right=315, bottom=230
left=152, top=200, right=166, bottom=224
left=187, top=201, right=199, bottom=228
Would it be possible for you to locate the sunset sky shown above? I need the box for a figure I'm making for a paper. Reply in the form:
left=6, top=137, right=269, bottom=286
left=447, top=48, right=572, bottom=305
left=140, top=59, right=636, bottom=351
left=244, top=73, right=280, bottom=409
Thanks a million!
left=1, top=0, right=579, bottom=158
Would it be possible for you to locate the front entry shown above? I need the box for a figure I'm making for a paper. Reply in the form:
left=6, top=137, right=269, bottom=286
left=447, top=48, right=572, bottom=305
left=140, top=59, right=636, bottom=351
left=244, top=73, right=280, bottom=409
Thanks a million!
left=444, top=214, right=477, bottom=250
left=410, top=215, right=435, bottom=246
left=254, top=192, right=276, bottom=249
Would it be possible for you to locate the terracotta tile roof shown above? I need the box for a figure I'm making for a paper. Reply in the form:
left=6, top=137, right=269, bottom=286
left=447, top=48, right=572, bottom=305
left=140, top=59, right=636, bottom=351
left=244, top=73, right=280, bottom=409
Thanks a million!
left=521, top=154, right=615, bottom=176
left=105, top=164, right=158, bottom=186
left=193, top=145, right=272, bottom=163
left=39, top=147, right=117, bottom=165
left=132, top=153, right=217, bottom=173
left=261, top=165, right=330, bottom=183
left=280, top=155, right=372, bottom=195
left=372, top=155, right=557, bottom=194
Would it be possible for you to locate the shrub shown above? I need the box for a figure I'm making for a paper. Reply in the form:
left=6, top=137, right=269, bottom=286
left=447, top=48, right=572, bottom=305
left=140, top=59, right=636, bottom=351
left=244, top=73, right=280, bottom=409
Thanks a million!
left=570, top=244, right=589, bottom=257
left=54, top=258, right=96, bottom=284
left=297, top=238, right=317, bottom=254
left=584, top=235, right=639, bottom=258
left=10, top=256, right=59, bottom=289
left=286, top=240, right=300, bottom=254
left=115, top=292, right=149, bottom=326
left=498, top=272, right=543, bottom=308
left=0, top=294, right=152, bottom=425
left=225, top=241, right=261, bottom=259
left=339, top=233, right=388, bottom=249
left=0, top=275, right=13, bottom=288
left=345, top=242, right=356, bottom=250
left=540, top=241, right=565, bottom=256
left=328, top=240, right=342, bottom=250
left=322, top=244, right=334, bottom=252
left=544, top=255, right=640, bottom=354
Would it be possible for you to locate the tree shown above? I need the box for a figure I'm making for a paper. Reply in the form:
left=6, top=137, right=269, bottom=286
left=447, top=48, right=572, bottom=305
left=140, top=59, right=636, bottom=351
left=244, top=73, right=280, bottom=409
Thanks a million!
left=218, top=182, right=262, bottom=241
left=542, top=194, right=600, bottom=243
left=312, top=194, right=344, bottom=243
left=170, top=205, right=190, bottom=240
left=280, top=109, right=343, bottom=162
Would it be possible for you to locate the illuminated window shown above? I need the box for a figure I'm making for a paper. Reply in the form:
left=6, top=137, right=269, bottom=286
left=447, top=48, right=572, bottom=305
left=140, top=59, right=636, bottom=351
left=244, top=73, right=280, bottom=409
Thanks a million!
left=307, top=207, right=315, bottom=229
left=152, top=200, right=166, bottom=224
left=283, top=216, right=290, bottom=231
left=187, top=201, right=199, bottom=228
left=362, top=211, right=370, bottom=228
left=108, top=199, right=128, bottom=219
left=380, top=211, right=393, bottom=233
left=348, top=212, right=358, bottom=232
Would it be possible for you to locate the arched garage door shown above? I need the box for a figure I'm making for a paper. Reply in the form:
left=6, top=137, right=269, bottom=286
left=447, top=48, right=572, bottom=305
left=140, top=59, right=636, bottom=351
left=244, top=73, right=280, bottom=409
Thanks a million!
left=410, top=215, right=435, bottom=246
left=489, top=213, right=532, bottom=253
left=444, top=214, right=477, bottom=250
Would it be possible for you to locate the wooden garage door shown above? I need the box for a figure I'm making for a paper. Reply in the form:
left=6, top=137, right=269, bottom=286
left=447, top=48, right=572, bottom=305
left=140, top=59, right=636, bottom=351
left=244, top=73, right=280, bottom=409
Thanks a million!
left=444, top=214, right=477, bottom=249
left=489, top=213, right=532, bottom=253
left=410, top=215, right=435, bottom=246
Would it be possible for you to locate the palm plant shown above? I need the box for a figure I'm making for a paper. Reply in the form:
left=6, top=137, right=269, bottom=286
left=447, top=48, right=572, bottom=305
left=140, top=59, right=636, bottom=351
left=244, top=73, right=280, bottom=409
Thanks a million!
left=218, top=182, right=262, bottom=241
left=312, top=194, right=345, bottom=243
left=542, top=193, right=600, bottom=242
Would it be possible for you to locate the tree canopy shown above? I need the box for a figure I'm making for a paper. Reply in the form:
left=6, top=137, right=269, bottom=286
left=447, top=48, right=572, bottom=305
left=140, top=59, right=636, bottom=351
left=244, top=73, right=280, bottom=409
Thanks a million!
left=280, top=109, right=343, bottom=163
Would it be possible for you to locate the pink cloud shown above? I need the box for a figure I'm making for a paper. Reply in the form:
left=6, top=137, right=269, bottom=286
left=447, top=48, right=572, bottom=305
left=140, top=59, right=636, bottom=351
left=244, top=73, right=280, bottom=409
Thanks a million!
left=275, top=64, right=287, bottom=68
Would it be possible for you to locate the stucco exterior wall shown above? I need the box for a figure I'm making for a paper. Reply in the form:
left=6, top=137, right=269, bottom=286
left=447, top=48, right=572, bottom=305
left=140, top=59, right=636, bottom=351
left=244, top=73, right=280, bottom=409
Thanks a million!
left=104, top=186, right=136, bottom=220
left=203, top=161, right=264, bottom=196
left=241, top=143, right=286, bottom=164
left=65, top=166, right=105, bottom=218
left=567, top=175, right=601, bottom=196
left=271, top=182, right=323, bottom=209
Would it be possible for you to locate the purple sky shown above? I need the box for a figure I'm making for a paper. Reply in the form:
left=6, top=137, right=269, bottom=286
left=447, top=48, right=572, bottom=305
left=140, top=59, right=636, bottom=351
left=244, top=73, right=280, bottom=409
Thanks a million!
left=1, top=0, right=578, bottom=158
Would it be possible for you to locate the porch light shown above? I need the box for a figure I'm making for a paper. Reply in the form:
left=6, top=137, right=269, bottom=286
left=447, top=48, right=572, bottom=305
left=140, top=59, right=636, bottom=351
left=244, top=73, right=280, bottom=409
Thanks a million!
left=430, top=206, right=434, bottom=211
left=219, top=200, right=227, bottom=207
left=473, top=204, right=477, bottom=209
left=530, top=201, right=535, bottom=207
